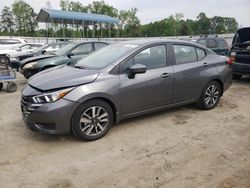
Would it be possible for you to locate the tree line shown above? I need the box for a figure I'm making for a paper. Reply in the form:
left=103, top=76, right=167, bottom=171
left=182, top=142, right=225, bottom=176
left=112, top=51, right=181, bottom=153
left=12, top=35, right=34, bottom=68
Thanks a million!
left=0, top=0, right=239, bottom=38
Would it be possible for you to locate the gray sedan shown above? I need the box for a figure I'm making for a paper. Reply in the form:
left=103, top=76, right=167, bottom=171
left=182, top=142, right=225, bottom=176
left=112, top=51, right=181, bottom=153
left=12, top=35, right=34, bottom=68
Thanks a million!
left=21, top=39, right=233, bottom=141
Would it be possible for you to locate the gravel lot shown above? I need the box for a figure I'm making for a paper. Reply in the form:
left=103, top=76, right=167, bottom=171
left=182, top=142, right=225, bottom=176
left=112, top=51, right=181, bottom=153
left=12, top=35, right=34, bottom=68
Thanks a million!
left=0, top=73, right=249, bottom=188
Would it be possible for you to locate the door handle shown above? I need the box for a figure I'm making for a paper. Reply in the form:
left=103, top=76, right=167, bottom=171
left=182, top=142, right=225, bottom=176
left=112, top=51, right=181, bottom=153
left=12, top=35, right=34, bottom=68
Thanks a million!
left=160, top=73, right=171, bottom=78
left=203, top=62, right=208, bottom=67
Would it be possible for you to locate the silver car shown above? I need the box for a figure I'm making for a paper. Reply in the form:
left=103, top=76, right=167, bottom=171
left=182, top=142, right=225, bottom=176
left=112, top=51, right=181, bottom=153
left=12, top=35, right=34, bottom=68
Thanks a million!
left=21, top=39, right=233, bottom=141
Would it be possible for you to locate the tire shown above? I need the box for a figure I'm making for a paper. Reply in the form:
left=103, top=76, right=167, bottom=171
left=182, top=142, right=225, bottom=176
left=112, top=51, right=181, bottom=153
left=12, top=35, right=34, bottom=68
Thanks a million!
left=72, top=99, right=113, bottom=141
left=0, top=83, right=3, bottom=91
left=233, top=74, right=242, bottom=80
left=0, top=55, right=10, bottom=65
left=6, top=82, right=17, bottom=93
left=197, top=81, right=222, bottom=110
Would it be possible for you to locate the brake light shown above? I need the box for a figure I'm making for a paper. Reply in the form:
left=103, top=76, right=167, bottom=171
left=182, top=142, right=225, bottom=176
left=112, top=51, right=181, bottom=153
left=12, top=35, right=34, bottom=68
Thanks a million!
left=228, top=51, right=236, bottom=65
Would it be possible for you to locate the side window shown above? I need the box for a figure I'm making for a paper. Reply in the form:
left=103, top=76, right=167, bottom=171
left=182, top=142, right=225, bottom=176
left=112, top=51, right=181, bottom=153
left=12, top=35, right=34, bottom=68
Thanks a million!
left=196, top=48, right=206, bottom=61
left=71, top=43, right=92, bottom=55
left=121, top=45, right=166, bottom=73
left=95, top=43, right=107, bottom=51
left=197, top=39, right=206, bottom=47
left=207, top=39, right=217, bottom=48
left=173, top=45, right=197, bottom=64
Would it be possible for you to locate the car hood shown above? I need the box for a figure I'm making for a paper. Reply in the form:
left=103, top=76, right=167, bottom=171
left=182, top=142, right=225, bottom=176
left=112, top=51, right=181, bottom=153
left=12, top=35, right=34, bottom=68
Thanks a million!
left=20, top=54, right=56, bottom=66
left=28, top=65, right=100, bottom=91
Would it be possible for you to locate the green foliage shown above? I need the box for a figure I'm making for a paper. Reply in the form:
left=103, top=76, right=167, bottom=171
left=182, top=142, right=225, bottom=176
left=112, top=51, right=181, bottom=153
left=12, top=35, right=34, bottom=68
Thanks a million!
left=12, top=0, right=37, bottom=36
left=0, top=6, right=15, bottom=33
left=0, top=0, right=239, bottom=37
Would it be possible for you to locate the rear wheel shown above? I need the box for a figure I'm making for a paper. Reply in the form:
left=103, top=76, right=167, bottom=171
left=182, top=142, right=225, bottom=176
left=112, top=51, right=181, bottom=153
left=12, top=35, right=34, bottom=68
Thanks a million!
left=72, top=99, right=113, bottom=141
left=197, top=81, right=222, bottom=110
left=233, top=74, right=242, bottom=80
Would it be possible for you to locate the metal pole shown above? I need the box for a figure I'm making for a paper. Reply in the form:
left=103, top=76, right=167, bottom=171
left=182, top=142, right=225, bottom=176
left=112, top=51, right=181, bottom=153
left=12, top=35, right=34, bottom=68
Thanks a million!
left=73, top=20, right=75, bottom=40
left=116, top=24, right=118, bottom=38
left=92, top=21, right=94, bottom=38
left=62, top=19, right=65, bottom=39
left=100, top=22, right=102, bottom=38
left=51, top=18, right=55, bottom=42
left=46, top=21, right=48, bottom=43
left=108, top=23, right=111, bottom=38
left=82, top=21, right=85, bottom=38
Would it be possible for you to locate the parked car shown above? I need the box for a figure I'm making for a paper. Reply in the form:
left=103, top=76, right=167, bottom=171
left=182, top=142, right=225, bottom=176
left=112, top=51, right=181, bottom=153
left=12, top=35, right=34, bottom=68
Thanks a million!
left=229, top=27, right=250, bottom=79
left=0, top=43, right=43, bottom=59
left=9, top=42, right=68, bottom=71
left=20, top=41, right=108, bottom=79
left=21, top=39, right=233, bottom=141
left=186, top=36, right=229, bottom=56
left=0, top=38, right=28, bottom=64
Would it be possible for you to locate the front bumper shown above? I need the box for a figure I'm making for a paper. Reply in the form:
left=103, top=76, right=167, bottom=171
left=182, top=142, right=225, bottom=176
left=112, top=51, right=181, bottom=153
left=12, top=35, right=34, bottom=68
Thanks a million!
left=232, top=62, right=250, bottom=75
left=19, top=68, right=38, bottom=79
left=21, top=97, right=79, bottom=135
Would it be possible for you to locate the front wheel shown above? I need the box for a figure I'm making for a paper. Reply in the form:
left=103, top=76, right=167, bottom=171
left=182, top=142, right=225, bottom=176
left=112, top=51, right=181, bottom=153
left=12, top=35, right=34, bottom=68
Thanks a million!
left=72, top=100, right=113, bottom=141
left=197, top=81, right=222, bottom=110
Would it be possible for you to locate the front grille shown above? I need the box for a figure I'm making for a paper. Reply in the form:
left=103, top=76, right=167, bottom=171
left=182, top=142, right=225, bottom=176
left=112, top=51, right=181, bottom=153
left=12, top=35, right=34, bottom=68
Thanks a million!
left=21, top=96, right=40, bottom=119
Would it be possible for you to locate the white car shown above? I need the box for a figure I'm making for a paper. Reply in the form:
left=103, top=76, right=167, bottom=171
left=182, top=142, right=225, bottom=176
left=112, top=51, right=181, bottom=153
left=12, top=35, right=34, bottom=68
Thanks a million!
left=0, top=38, right=28, bottom=50
left=0, top=43, right=43, bottom=59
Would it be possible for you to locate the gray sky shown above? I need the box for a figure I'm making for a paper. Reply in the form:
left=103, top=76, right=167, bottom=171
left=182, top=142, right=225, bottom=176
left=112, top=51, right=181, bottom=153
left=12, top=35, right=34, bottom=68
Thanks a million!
left=1, top=0, right=250, bottom=26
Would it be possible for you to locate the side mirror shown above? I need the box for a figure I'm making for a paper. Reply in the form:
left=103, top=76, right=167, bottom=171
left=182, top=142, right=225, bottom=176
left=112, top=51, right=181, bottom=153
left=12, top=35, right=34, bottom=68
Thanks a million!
left=41, top=50, right=46, bottom=54
left=67, top=53, right=74, bottom=58
left=15, top=48, right=21, bottom=52
left=127, top=64, right=146, bottom=79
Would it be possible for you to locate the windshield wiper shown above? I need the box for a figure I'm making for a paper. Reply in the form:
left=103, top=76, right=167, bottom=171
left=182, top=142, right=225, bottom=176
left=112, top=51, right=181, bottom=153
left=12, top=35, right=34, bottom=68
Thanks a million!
left=74, top=65, right=89, bottom=69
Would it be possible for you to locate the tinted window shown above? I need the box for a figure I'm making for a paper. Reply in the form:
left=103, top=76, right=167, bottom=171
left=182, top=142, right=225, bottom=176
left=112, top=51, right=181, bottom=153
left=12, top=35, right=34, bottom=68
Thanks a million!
left=218, top=40, right=228, bottom=49
left=197, top=39, right=206, bottom=47
left=196, top=48, right=206, bottom=61
left=95, top=43, right=108, bottom=50
left=207, top=39, right=217, bottom=48
left=121, top=45, right=166, bottom=72
left=173, top=45, right=197, bottom=64
left=71, top=43, right=92, bottom=55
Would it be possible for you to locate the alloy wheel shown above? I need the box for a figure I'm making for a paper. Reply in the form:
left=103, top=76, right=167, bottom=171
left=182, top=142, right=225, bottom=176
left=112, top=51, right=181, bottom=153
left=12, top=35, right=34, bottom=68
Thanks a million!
left=79, top=106, right=109, bottom=136
left=204, top=84, right=220, bottom=106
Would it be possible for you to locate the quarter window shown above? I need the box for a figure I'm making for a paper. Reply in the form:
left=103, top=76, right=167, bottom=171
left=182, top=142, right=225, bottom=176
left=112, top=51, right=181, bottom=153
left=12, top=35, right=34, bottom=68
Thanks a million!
left=196, top=48, right=206, bottom=61
left=121, top=45, right=167, bottom=73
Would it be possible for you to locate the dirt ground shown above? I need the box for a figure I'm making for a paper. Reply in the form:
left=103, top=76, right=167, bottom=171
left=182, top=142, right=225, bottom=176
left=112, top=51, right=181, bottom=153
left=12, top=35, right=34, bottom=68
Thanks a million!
left=0, top=73, right=249, bottom=188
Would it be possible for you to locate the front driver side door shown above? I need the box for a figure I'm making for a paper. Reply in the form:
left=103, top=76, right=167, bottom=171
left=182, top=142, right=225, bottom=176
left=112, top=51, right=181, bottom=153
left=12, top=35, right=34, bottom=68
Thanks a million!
left=119, top=44, right=173, bottom=115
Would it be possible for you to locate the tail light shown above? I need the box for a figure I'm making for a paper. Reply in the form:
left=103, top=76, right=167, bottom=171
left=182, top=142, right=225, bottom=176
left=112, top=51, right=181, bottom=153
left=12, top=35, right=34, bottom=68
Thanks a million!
left=227, top=51, right=236, bottom=65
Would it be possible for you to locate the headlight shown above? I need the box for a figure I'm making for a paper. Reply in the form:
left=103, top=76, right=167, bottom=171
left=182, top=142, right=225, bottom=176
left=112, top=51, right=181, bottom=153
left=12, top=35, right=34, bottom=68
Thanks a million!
left=23, top=62, right=38, bottom=69
left=32, top=88, right=74, bottom=104
left=10, top=57, right=19, bottom=61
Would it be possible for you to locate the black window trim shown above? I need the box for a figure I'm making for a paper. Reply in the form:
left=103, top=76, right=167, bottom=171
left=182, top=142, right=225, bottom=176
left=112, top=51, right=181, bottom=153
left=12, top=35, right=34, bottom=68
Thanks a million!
left=172, top=43, right=207, bottom=65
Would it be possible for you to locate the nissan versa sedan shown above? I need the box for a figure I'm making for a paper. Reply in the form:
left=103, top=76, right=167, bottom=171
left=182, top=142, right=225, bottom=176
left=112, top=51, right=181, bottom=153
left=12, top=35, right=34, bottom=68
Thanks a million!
left=21, top=39, right=233, bottom=141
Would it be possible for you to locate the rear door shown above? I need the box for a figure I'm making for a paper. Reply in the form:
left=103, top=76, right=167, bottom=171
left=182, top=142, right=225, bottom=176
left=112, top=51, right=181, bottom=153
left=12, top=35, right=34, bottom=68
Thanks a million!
left=119, top=44, right=173, bottom=115
left=171, top=43, right=209, bottom=103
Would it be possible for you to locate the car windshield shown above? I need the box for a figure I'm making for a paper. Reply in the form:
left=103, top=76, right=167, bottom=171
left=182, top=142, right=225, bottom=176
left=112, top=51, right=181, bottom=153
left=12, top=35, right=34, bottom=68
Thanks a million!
left=54, top=43, right=77, bottom=56
left=75, top=43, right=139, bottom=69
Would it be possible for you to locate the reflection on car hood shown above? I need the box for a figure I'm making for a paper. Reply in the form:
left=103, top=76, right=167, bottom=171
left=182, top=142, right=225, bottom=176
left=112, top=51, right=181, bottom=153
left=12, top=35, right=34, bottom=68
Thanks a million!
left=28, top=65, right=99, bottom=91
left=20, top=54, right=56, bottom=66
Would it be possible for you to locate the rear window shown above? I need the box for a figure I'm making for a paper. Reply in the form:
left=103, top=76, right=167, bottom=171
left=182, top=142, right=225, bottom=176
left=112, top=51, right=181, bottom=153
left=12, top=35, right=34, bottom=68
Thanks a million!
left=207, top=39, right=217, bottom=48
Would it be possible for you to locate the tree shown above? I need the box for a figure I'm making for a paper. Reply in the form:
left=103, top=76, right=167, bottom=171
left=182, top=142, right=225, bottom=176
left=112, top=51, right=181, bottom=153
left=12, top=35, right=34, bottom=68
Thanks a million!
left=12, top=0, right=37, bottom=36
left=196, top=12, right=210, bottom=34
left=59, top=0, right=70, bottom=11
left=118, top=10, right=130, bottom=36
left=0, top=6, right=15, bottom=33
left=125, top=8, right=140, bottom=37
